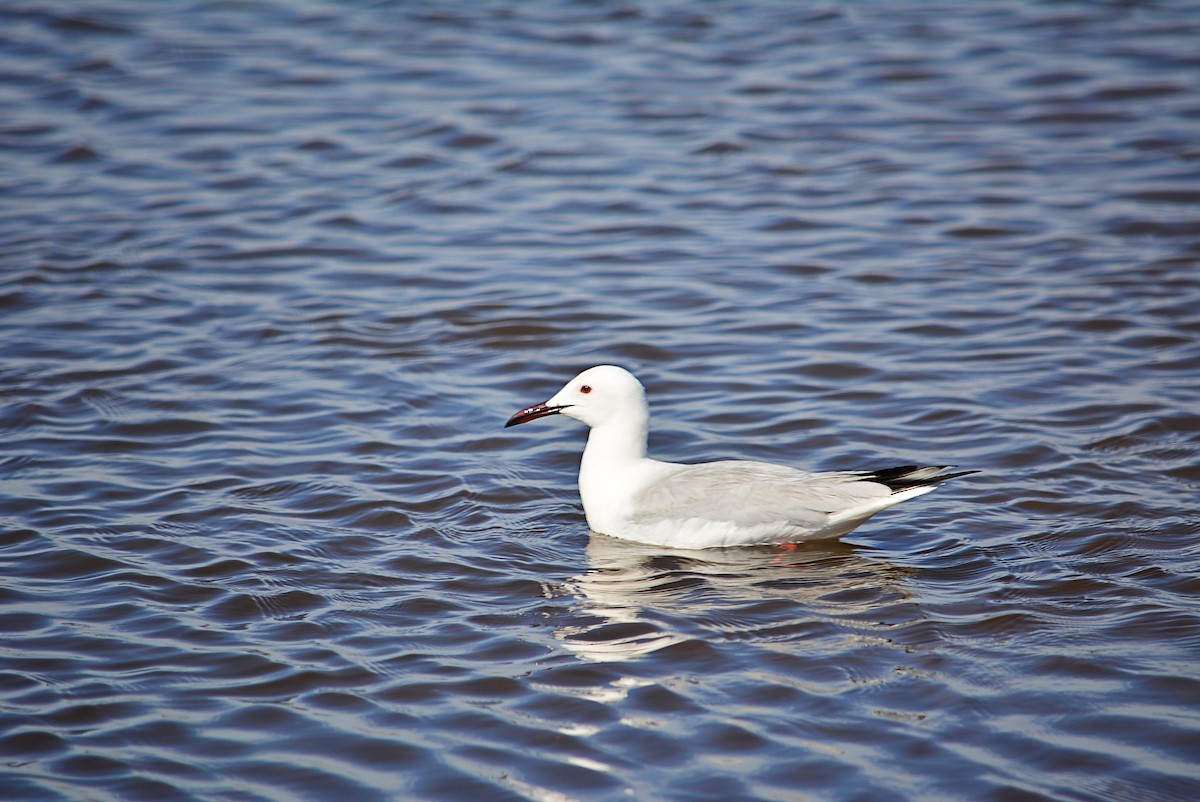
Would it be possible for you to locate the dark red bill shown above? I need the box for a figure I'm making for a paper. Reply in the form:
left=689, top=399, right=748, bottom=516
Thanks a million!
left=505, top=403, right=570, bottom=428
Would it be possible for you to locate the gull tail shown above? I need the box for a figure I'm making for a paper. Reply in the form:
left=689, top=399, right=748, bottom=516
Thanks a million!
left=822, top=465, right=976, bottom=537
left=860, top=465, right=979, bottom=494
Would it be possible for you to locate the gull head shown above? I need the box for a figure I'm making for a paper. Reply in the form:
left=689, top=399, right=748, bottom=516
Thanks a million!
left=505, top=365, right=647, bottom=430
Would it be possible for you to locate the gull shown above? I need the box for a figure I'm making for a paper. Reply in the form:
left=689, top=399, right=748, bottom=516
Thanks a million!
left=506, top=365, right=975, bottom=549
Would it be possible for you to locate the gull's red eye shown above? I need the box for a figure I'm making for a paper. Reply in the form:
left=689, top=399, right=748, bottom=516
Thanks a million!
left=580, top=385, right=592, bottom=394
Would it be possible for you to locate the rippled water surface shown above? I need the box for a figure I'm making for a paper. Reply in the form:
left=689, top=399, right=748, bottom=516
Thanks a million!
left=3, top=1, right=1200, bottom=800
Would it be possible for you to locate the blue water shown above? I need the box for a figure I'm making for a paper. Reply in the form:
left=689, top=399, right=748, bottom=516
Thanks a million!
left=2, top=2, right=1199, bottom=800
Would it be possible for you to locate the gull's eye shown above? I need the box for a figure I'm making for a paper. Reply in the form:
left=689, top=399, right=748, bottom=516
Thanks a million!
left=580, top=385, right=592, bottom=394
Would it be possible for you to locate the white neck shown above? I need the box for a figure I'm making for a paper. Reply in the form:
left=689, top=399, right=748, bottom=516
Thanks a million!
left=577, top=409, right=655, bottom=534
left=581, top=409, right=649, bottom=469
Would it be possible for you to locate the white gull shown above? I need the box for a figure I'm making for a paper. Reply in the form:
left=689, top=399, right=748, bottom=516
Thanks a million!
left=505, top=365, right=975, bottom=549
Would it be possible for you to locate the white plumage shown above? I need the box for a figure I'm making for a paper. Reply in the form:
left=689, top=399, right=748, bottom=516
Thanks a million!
left=506, top=365, right=973, bottom=549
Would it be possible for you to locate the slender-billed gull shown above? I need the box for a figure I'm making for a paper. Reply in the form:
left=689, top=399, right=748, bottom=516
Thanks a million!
left=506, top=365, right=975, bottom=549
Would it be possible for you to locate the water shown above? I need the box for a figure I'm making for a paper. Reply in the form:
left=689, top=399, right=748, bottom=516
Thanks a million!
left=2, top=1, right=1199, bottom=800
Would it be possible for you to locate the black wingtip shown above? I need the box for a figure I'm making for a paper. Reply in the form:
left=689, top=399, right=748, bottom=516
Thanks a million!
left=862, top=465, right=979, bottom=492
left=929, top=468, right=981, bottom=484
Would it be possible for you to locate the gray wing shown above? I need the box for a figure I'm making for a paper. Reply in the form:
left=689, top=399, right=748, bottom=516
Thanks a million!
left=630, top=460, right=893, bottom=527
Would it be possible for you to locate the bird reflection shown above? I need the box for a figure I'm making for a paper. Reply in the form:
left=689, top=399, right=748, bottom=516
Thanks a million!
left=557, top=532, right=914, bottom=662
